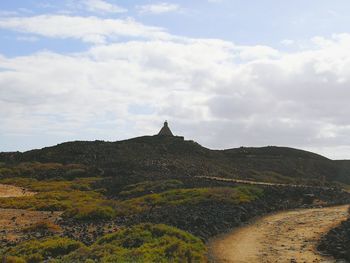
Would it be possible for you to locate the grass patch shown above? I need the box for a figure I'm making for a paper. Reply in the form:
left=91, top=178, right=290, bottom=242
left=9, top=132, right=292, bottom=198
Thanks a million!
left=23, top=221, right=62, bottom=234
left=117, top=185, right=264, bottom=216
left=5, top=237, right=84, bottom=262
left=0, top=176, right=263, bottom=221
left=0, top=162, right=91, bottom=180
left=0, top=177, right=100, bottom=192
left=0, top=177, right=117, bottom=220
left=5, top=224, right=206, bottom=262
left=119, top=179, right=184, bottom=198
left=0, top=190, right=105, bottom=211
left=6, top=224, right=206, bottom=263
left=63, top=204, right=116, bottom=220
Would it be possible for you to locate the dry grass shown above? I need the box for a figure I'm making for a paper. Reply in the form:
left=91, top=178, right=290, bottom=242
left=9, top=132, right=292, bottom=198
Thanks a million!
left=0, top=184, right=35, bottom=198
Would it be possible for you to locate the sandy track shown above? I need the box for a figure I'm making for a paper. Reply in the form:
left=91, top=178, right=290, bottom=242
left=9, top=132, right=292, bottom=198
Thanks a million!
left=0, top=184, right=36, bottom=198
left=209, top=205, right=349, bottom=263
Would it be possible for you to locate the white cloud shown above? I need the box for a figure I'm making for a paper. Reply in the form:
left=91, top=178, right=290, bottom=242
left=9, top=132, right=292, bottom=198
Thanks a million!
left=0, top=15, right=171, bottom=44
left=79, top=0, right=127, bottom=14
left=281, top=39, right=295, bottom=46
left=137, top=3, right=180, bottom=14
left=1, top=13, right=350, bottom=158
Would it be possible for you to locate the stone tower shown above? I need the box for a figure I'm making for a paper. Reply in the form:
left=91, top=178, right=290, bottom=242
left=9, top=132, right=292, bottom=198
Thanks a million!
left=158, top=121, right=174, bottom=136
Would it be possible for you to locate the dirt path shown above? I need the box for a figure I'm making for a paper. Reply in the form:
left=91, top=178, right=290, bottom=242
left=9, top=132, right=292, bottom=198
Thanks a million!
left=196, top=176, right=332, bottom=190
left=209, top=205, right=349, bottom=263
left=0, top=183, right=35, bottom=197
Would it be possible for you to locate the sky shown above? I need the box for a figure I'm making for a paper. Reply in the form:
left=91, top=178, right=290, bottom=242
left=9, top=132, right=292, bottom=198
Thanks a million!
left=1, top=1, right=350, bottom=159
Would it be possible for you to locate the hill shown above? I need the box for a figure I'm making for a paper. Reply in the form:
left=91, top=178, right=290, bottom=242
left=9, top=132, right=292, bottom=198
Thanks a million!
left=0, top=135, right=348, bottom=187
left=1, top=135, right=350, bottom=262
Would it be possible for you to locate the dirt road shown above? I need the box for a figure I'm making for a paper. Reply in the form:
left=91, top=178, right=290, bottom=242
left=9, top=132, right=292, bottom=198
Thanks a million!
left=209, top=205, right=349, bottom=263
left=0, top=183, right=35, bottom=197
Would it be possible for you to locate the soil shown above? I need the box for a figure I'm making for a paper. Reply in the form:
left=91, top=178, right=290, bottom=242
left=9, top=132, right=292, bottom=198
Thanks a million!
left=0, top=184, right=60, bottom=247
left=0, top=208, right=62, bottom=244
left=0, top=184, right=36, bottom=198
left=209, top=205, right=349, bottom=263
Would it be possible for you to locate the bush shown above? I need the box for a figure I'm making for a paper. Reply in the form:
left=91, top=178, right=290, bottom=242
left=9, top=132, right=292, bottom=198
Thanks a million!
left=63, top=224, right=207, bottom=262
left=119, top=179, right=184, bottom=198
left=64, top=169, right=86, bottom=179
left=117, top=186, right=264, bottom=216
left=6, top=224, right=207, bottom=262
left=6, top=237, right=84, bottom=260
left=23, top=221, right=61, bottom=234
left=63, top=205, right=116, bottom=221
left=2, top=256, right=26, bottom=263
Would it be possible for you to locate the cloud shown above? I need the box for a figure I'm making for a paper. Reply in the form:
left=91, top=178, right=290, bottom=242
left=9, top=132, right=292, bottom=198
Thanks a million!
left=137, top=3, right=180, bottom=14
left=78, top=0, right=127, bottom=14
left=1, top=13, right=350, bottom=158
left=281, top=39, right=295, bottom=46
left=0, top=15, right=171, bottom=44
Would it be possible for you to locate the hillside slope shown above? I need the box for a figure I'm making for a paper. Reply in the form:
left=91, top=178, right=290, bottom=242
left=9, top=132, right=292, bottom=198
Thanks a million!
left=0, top=135, right=348, bottom=186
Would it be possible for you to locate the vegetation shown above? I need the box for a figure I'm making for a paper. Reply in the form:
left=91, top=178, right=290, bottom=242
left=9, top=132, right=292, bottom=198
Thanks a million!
left=22, top=221, right=62, bottom=234
left=0, top=177, right=100, bottom=192
left=118, top=179, right=184, bottom=198
left=0, top=172, right=263, bottom=220
left=1, top=136, right=349, bottom=262
left=116, top=185, right=263, bottom=216
left=5, top=224, right=206, bottom=263
left=0, top=162, right=92, bottom=180
left=0, top=177, right=115, bottom=220
left=5, top=237, right=84, bottom=262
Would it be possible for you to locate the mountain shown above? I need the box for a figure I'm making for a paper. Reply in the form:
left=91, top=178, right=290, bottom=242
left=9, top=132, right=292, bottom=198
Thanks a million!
left=1, top=135, right=349, bottom=186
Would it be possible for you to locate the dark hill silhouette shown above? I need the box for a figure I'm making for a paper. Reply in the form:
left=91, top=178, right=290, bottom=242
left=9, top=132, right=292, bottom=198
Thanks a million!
left=0, top=135, right=349, bottom=186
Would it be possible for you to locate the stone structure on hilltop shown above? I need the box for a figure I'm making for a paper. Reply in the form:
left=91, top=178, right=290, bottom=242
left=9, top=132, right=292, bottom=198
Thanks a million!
left=158, top=121, right=174, bottom=136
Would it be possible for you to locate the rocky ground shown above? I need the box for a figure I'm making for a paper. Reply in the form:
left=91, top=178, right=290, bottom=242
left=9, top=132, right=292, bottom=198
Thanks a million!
left=0, top=208, right=62, bottom=252
left=1, top=180, right=350, bottom=260
left=127, top=183, right=350, bottom=240
left=318, top=215, right=350, bottom=262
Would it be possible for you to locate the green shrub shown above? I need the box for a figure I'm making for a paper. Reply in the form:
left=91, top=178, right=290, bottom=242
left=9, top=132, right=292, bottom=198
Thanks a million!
left=0, top=177, right=100, bottom=192
left=117, top=186, right=264, bottom=216
left=63, top=205, right=116, bottom=221
left=26, top=254, right=43, bottom=263
left=23, top=221, right=62, bottom=234
left=6, top=237, right=84, bottom=260
left=65, top=169, right=86, bottom=179
left=63, top=224, right=207, bottom=262
left=2, top=256, right=26, bottom=263
left=6, top=224, right=206, bottom=262
left=119, top=179, right=184, bottom=198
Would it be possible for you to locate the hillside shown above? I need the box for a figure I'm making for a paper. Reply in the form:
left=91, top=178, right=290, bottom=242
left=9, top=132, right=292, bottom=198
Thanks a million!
left=0, top=135, right=348, bottom=187
left=1, top=135, right=350, bottom=262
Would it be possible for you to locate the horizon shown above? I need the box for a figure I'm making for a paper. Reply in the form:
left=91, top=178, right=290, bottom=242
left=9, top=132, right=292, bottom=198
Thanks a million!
left=1, top=1, right=350, bottom=159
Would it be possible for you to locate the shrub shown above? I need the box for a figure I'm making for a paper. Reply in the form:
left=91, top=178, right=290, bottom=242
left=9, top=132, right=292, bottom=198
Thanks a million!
left=2, top=256, right=26, bottom=263
left=6, top=237, right=84, bottom=260
left=23, top=221, right=62, bottom=234
left=64, top=169, right=86, bottom=179
left=117, top=186, right=264, bottom=216
left=63, top=224, right=207, bottom=262
left=63, top=205, right=116, bottom=221
left=6, top=224, right=207, bottom=262
left=119, top=179, right=184, bottom=198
